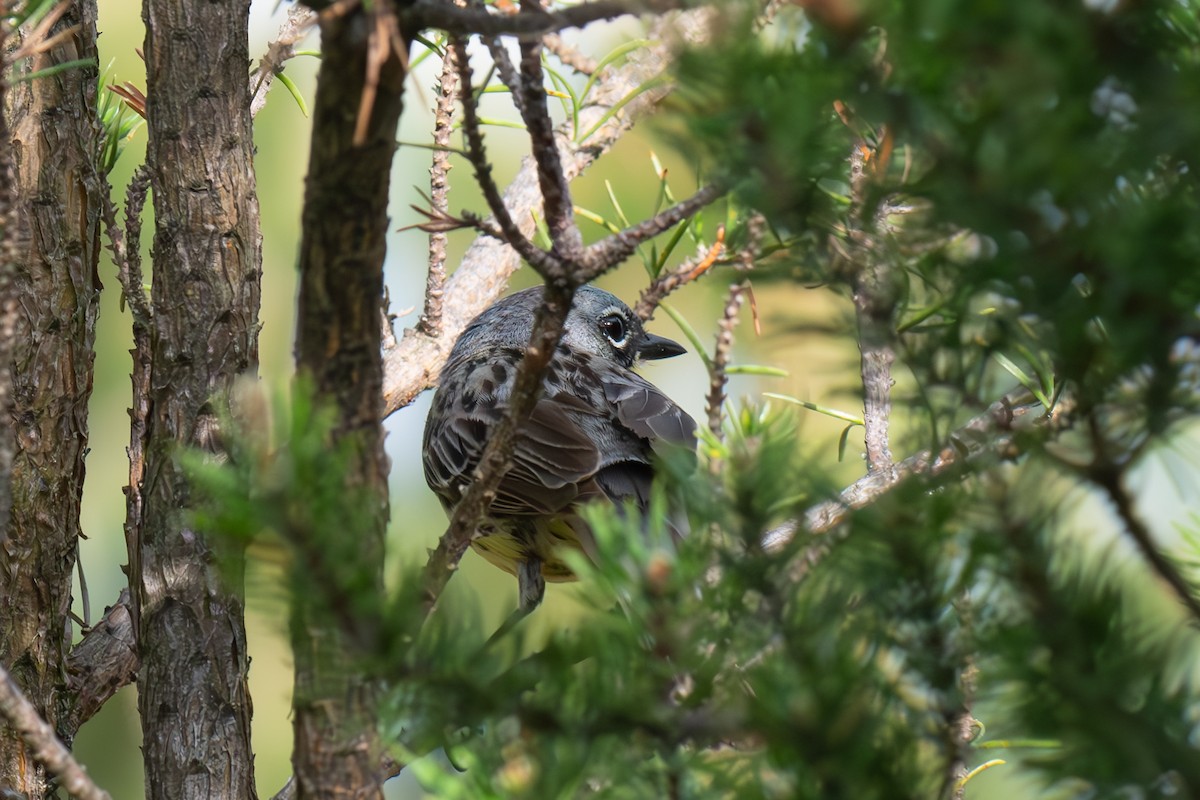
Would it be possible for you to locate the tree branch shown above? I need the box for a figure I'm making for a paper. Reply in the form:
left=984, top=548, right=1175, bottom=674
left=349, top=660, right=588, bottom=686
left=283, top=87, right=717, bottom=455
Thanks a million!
left=582, top=182, right=724, bottom=277
left=250, top=5, right=317, bottom=119
left=450, top=35, right=559, bottom=275
left=407, top=0, right=687, bottom=38
left=0, top=664, right=112, bottom=800
left=845, top=138, right=896, bottom=475
left=516, top=36, right=582, bottom=263
left=544, top=32, right=598, bottom=75
left=764, top=387, right=1073, bottom=552
left=706, top=280, right=748, bottom=439
left=1088, top=426, right=1200, bottom=623
left=634, top=228, right=724, bottom=322
left=417, top=45, right=459, bottom=336
left=63, top=590, right=138, bottom=736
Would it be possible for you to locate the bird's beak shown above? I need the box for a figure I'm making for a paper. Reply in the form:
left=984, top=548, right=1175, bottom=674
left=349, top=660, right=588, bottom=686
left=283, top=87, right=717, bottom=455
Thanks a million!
left=638, top=333, right=687, bottom=361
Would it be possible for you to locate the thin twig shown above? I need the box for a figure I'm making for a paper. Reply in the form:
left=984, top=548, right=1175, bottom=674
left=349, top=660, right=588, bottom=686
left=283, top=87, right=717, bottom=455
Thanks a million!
left=583, top=183, right=724, bottom=274
left=703, top=216, right=760, bottom=442
left=418, top=45, right=459, bottom=336
left=634, top=229, right=724, bottom=322
left=544, top=32, right=597, bottom=75
left=451, top=35, right=559, bottom=275
left=706, top=281, right=748, bottom=440
left=0, top=664, right=112, bottom=800
left=99, top=165, right=152, bottom=326
left=845, top=139, right=896, bottom=475
left=249, top=5, right=317, bottom=119
left=1088, top=423, right=1200, bottom=623
left=115, top=166, right=153, bottom=631
left=517, top=36, right=581, bottom=263
left=763, top=387, right=1072, bottom=552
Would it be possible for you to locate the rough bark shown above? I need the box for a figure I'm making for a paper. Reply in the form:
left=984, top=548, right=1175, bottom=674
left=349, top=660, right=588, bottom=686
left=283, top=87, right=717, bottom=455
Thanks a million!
left=0, top=2, right=103, bottom=795
left=133, top=0, right=262, bottom=797
left=291, top=3, right=408, bottom=797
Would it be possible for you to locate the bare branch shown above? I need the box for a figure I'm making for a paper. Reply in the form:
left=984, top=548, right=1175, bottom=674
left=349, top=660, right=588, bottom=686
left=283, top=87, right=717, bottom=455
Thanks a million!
left=544, top=32, right=598, bottom=75
left=634, top=228, right=724, bottom=322
left=249, top=5, right=317, bottom=119
left=418, top=46, right=459, bottom=336
left=517, top=37, right=582, bottom=262
left=582, top=182, right=724, bottom=277
left=100, top=165, right=152, bottom=327
left=0, top=663, right=112, bottom=800
left=406, top=0, right=687, bottom=38
left=764, top=387, right=1073, bottom=552
left=451, top=35, right=559, bottom=275
left=63, top=590, right=138, bottom=734
left=707, top=281, right=748, bottom=439
left=846, top=138, right=897, bottom=475
left=704, top=215, right=760, bottom=441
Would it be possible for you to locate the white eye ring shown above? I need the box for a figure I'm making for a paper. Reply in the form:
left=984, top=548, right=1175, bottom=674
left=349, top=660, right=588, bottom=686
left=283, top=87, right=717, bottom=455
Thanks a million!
left=600, top=313, right=628, bottom=347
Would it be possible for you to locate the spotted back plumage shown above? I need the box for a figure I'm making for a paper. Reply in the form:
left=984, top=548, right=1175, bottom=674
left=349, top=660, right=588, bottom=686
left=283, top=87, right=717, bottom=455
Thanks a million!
left=422, top=286, right=696, bottom=608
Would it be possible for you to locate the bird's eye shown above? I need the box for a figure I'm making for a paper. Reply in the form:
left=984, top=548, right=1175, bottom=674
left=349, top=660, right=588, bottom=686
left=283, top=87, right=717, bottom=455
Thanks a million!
left=600, top=313, right=627, bottom=347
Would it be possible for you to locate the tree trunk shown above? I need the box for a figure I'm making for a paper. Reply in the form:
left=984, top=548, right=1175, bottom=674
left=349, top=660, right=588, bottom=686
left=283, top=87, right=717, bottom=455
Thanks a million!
left=291, top=3, right=409, bottom=796
left=133, top=0, right=262, bottom=796
left=0, top=2, right=102, bottom=796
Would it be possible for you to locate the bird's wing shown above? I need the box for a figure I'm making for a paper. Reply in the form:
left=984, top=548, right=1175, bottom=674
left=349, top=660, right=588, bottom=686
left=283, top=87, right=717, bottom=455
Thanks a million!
left=489, top=393, right=602, bottom=515
left=424, top=364, right=694, bottom=517
left=423, top=385, right=603, bottom=516
left=600, top=369, right=697, bottom=451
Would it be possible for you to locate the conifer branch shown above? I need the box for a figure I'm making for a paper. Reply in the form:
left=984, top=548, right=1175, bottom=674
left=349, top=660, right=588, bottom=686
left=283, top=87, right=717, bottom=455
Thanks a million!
left=765, top=387, right=1072, bottom=553
left=418, top=44, right=459, bottom=336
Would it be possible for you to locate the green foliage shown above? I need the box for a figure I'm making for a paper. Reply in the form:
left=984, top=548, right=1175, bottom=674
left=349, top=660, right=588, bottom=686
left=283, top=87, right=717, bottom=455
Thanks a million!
left=676, top=0, right=1200, bottom=446
left=364, top=405, right=1199, bottom=800
left=183, top=3, right=1200, bottom=797
left=96, top=71, right=145, bottom=174
left=668, top=16, right=850, bottom=238
left=184, top=380, right=400, bottom=655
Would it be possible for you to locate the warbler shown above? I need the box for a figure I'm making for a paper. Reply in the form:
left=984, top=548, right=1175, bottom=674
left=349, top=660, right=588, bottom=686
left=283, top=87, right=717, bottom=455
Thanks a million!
left=422, top=285, right=696, bottom=610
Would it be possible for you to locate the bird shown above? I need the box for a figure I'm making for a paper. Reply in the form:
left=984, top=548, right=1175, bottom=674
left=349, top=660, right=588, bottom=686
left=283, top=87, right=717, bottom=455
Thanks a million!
left=422, top=285, right=697, bottom=612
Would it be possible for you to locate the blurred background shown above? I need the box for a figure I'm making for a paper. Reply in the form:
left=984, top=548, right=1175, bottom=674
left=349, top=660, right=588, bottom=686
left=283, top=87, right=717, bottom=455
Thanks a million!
left=71, top=1, right=1200, bottom=797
